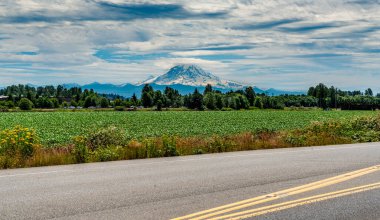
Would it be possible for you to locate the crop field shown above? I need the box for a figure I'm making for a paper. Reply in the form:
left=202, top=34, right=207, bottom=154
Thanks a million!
left=0, top=110, right=377, bottom=146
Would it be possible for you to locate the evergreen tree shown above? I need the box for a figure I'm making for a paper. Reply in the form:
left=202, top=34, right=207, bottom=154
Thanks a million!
left=329, top=86, right=337, bottom=108
left=156, top=100, right=163, bottom=111
left=215, top=94, right=225, bottom=110
left=141, top=92, right=153, bottom=108
left=204, top=93, right=216, bottom=110
left=365, top=88, right=373, bottom=96
left=244, top=86, right=256, bottom=106
left=141, top=84, right=154, bottom=108
left=254, top=97, right=263, bottom=109
left=204, top=84, right=213, bottom=94
left=239, top=95, right=250, bottom=109
left=131, top=93, right=138, bottom=105
left=307, top=87, right=316, bottom=97
left=153, top=90, right=163, bottom=106
left=190, top=89, right=204, bottom=110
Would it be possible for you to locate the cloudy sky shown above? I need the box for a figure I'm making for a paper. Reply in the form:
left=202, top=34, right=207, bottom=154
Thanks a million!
left=0, top=0, right=379, bottom=91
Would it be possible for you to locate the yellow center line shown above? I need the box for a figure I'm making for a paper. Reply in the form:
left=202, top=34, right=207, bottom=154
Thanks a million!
left=172, top=165, right=380, bottom=220
left=214, top=182, right=380, bottom=220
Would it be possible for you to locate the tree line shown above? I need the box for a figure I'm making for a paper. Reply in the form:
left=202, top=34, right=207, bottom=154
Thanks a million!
left=0, top=85, right=110, bottom=110
left=0, top=83, right=379, bottom=111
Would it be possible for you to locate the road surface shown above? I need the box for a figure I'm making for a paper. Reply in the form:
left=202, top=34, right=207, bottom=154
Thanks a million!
left=0, top=143, right=379, bottom=220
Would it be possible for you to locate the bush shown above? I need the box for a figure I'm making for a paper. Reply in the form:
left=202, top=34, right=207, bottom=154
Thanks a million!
left=0, top=126, right=40, bottom=160
left=145, top=139, right=161, bottom=158
left=94, top=147, right=120, bottom=162
left=0, top=105, right=9, bottom=112
left=72, top=136, right=88, bottom=163
left=18, top=98, right=33, bottom=110
left=193, top=148, right=204, bottom=155
left=114, top=106, right=125, bottom=111
left=87, top=126, right=126, bottom=150
left=221, top=107, right=233, bottom=111
left=162, top=136, right=178, bottom=157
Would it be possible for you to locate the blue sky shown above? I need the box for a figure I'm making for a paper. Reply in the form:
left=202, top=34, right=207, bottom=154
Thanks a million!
left=0, top=0, right=379, bottom=92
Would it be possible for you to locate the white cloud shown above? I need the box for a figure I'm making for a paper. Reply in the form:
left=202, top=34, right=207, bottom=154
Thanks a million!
left=0, top=0, right=379, bottom=92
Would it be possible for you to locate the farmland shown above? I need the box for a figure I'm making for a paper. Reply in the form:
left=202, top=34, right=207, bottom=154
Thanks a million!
left=0, top=110, right=377, bottom=146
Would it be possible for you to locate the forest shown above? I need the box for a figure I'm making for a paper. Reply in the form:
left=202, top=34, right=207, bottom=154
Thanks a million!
left=0, top=83, right=379, bottom=111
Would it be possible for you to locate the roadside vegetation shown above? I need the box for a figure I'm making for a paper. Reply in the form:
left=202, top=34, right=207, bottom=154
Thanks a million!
left=0, top=112, right=379, bottom=169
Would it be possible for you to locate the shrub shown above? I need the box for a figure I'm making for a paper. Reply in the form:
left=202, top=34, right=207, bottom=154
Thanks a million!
left=114, top=106, right=125, bottom=111
left=0, top=105, right=9, bottom=112
left=94, top=147, right=120, bottom=162
left=162, top=136, right=178, bottom=157
left=193, top=148, right=204, bottom=155
left=62, top=101, right=69, bottom=108
left=5, top=101, right=15, bottom=109
left=221, top=107, right=233, bottom=111
left=72, top=136, right=88, bottom=163
left=18, top=98, right=33, bottom=110
left=0, top=126, right=40, bottom=168
left=0, top=126, right=39, bottom=158
left=87, top=126, right=126, bottom=150
left=145, top=139, right=161, bottom=158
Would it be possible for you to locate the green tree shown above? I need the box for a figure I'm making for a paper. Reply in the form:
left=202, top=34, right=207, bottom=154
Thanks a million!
left=204, top=93, right=216, bottom=110
left=62, top=101, right=69, bottom=108
left=35, top=97, right=53, bottom=108
left=190, top=89, right=204, bottom=110
left=18, top=98, right=33, bottom=110
left=239, top=95, right=250, bottom=109
left=141, top=92, right=153, bottom=108
left=215, top=93, right=224, bottom=109
left=156, top=100, right=163, bottom=111
left=329, top=86, right=337, bottom=108
left=365, top=88, right=373, bottom=96
left=204, top=84, right=213, bottom=94
left=113, top=98, right=122, bottom=107
left=244, top=86, right=256, bottom=106
left=315, top=83, right=329, bottom=109
left=254, top=97, right=263, bottom=109
left=141, top=84, right=154, bottom=108
left=84, top=96, right=97, bottom=108
left=153, top=90, right=163, bottom=105
left=307, top=87, right=316, bottom=96
left=50, top=98, right=59, bottom=108
left=100, top=97, right=109, bottom=108
left=70, top=100, right=78, bottom=107
left=131, top=93, right=138, bottom=105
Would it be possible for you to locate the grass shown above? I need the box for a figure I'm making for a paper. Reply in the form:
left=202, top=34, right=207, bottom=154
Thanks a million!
left=0, top=110, right=377, bottom=146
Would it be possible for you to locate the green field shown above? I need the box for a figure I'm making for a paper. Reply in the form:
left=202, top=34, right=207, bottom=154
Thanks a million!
left=0, top=110, right=377, bottom=146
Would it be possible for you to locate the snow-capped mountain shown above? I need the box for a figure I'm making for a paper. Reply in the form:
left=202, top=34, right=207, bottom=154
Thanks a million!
left=61, top=64, right=306, bottom=97
left=138, top=64, right=245, bottom=89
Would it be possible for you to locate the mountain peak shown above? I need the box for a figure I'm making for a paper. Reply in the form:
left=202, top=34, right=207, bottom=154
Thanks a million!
left=164, top=64, right=216, bottom=81
left=138, top=64, right=245, bottom=89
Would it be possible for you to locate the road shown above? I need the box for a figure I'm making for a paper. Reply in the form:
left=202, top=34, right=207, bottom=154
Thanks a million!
left=0, top=143, right=379, bottom=220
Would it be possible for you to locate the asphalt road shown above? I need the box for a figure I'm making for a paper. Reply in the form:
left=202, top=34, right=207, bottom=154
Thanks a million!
left=0, top=143, right=379, bottom=220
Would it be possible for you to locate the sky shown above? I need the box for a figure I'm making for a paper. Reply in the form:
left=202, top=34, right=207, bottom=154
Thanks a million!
left=0, top=0, right=379, bottom=92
